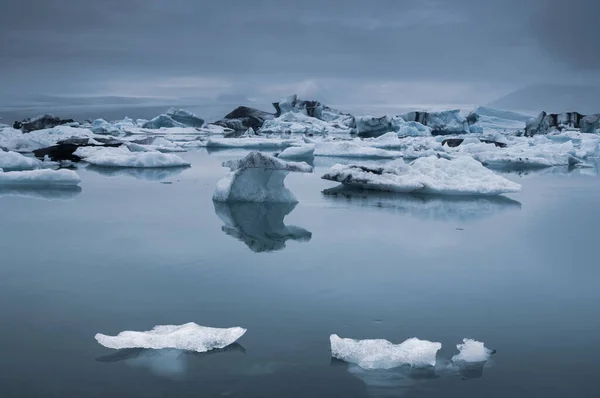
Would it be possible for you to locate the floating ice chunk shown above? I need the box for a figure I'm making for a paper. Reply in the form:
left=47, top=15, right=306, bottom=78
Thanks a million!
left=0, top=169, right=81, bottom=186
left=0, top=125, right=98, bottom=152
left=205, top=137, right=298, bottom=149
left=354, top=115, right=393, bottom=138
left=392, top=119, right=432, bottom=137
left=142, top=115, right=187, bottom=129
left=91, top=118, right=120, bottom=134
left=82, top=147, right=190, bottom=168
left=213, top=151, right=312, bottom=203
left=260, top=111, right=351, bottom=135
left=95, top=323, right=247, bottom=353
left=322, top=157, right=521, bottom=196
left=451, top=339, right=493, bottom=363
left=166, top=108, right=204, bottom=127
left=277, top=144, right=315, bottom=160
left=0, top=150, right=42, bottom=171
left=362, top=132, right=405, bottom=150
left=315, top=142, right=400, bottom=159
left=213, top=202, right=312, bottom=252
left=330, top=334, right=442, bottom=369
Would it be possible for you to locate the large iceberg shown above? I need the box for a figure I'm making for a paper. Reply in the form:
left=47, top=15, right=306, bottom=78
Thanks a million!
left=315, top=141, right=400, bottom=159
left=260, top=111, right=352, bottom=135
left=322, top=157, right=522, bottom=196
left=213, top=151, right=312, bottom=203
left=0, top=169, right=81, bottom=186
left=0, top=150, right=42, bottom=171
left=95, top=323, right=247, bottom=353
left=142, top=114, right=187, bottom=129
left=14, top=114, right=75, bottom=133
left=212, top=106, right=275, bottom=132
left=77, top=146, right=190, bottom=168
left=213, top=202, right=312, bottom=252
left=273, top=94, right=355, bottom=129
left=401, top=110, right=470, bottom=135
left=330, top=334, right=442, bottom=369
left=166, top=108, right=204, bottom=127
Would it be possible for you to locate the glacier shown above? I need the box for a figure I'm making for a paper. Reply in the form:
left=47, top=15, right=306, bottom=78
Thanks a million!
left=95, top=323, right=247, bottom=353
left=322, top=157, right=522, bottom=196
left=213, top=151, right=312, bottom=203
left=330, top=334, right=442, bottom=369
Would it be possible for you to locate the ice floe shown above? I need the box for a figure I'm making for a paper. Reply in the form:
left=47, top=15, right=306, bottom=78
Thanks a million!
left=213, top=151, right=312, bottom=203
left=95, top=323, right=247, bottom=353
left=315, top=141, right=400, bottom=159
left=322, top=156, right=521, bottom=196
left=0, top=169, right=81, bottom=186
left=277, top=144, right=315, bottom=160
left=0, top=150, right=43, bottom=171
left=451, top=339, right=493, bottom=363
left=330, top=334, right=442, bottom=369
left=77, top=146, right=190, bottom=168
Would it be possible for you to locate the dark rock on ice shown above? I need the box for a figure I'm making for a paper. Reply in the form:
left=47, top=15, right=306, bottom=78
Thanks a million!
left=212, top=106, right=275, bottom=132
left=442, top=138, right=507, bottom=148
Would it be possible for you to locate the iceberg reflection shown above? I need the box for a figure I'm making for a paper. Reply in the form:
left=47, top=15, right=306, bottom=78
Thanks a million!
left=322, top=186, right=521, bottom=222
left=86, top=165, right=188, bottom=181
left=213, top=201, right=312, bottom=252
left=0, top=185, right=82, bottom=200
left=344, top=364, right=438, bottom=398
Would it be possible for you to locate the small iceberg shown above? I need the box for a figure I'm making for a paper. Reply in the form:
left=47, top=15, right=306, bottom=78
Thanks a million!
left=330, top=334, right=442, bottom=370
left=322, top=157, right=521, bottom=196
left=451, top=339, right=493, bottom=363
left=213, top=151, right=312, bottom=203
left=95, top=323, right=247, bottom=353
left=213, top=201, right=312, bottom=252
left=315, top=141, right=399, bottom=159
left=0, top=150, right=43, bottom=171
left=0, top=169, right=81, bottom=186
left=277, top=144, right=315, bottom=160
left=78, top=146, right=190, bottom=168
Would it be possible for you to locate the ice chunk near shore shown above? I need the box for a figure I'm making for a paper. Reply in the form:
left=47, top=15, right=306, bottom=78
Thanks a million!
left=330, top=334, right=442, bottom=369
left=322, top=157, right=521, bottom=196
left=0, top=169, right=81, bottom=186
left=0, top=150, right=42, bottom=171
left=213, top=151, right=312, bottom=203
left=95, top=323, right=246, bottom=353
left=277, top=144, right=315, bottom=160
left=79, top=146, right=190, bottom=168
left=451, top=339, right=493, bottom=363
left=315, top=141, right=400, bottom=159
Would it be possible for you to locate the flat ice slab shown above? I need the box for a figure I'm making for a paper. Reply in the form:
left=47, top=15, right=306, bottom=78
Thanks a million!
left=213, top=151, right=312, bottom=203
left=315, top=141, right=400, bottom=159
left=277, top=144, right=315, bottom=160
left=205, top=137, right=298, bottom=149
left=79, top=147, right=190, bottom=168
left=330, top=334, right=442, bottom=369
left=0, top=150, right=42, bottom=171
left=0, top=169, right=81, bottom=186
left=322, top=156, right=521, bottom=196
left=95, top=323, right=247, bottom=353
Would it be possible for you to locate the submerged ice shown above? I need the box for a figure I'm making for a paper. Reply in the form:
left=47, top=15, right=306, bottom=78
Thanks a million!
left=95, top=323, right=247, bottom=353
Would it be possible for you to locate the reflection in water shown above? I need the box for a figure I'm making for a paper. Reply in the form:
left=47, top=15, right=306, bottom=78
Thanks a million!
left=0, top=186, right=82, bottom=200
left=345, top=364, right=438, bottom=398
left=213, top=202, right=312, bottom=252
left=454, top=361, right=486, bottom=380
left=322, top=185, right=521, bottom=222
left=86, top=165, right=188, bottom=181
left=95, top=343, right=246, bottom=380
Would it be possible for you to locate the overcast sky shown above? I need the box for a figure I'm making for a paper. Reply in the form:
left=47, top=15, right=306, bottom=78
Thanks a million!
left=2, top=0, right=599, bottom=107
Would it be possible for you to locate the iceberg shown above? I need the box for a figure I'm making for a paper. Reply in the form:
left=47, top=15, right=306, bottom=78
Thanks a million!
left=322, top=157, right=522, bottom=196
left=315, top=141, right=400, bottom=159
left=14, top=114, right=75, bottom=133
left=354, top=115, right=393, bottom=138
left=142, top=114, right=187, bottom=129
left=401, top=110, right=470, bottom=135
left=0, top=169, right=81, bottom=186
left=451, top=339, right=493, bottom=363
left=166, top=108, right=204, bottom=127
left=212, top=106, right=275, bottom=132
left=205, top=137, right=298, bottom=149
left=95, top=323, right=247, bottom=353
left=213, top=202, right=312, bottom=252
left=79, top=146, right=190, bottom=168
left=260, top=111, right=352, bottom=136
left=0, top=150, right=42, bottom=171
left=273, top=94, right=355, bottom=129
left=213, top=151, right=312, bottom=203
left=330, top=334, right=442, bottom=369
left=0, top=125, right=99, bottom=153
left=393, top=119, right=432, bottom=137
left=277, top=144, right=315, bottom=160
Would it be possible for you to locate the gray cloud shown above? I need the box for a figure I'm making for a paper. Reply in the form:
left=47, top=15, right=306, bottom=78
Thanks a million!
left=1, top=0, right=599, bottom=106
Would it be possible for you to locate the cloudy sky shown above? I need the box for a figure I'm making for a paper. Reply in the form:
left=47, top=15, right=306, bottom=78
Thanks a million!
left=2, top=0, right=599, bottom=107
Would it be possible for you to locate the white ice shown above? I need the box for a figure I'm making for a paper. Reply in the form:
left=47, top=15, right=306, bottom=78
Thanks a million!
left=277, top=144, right=315, bottom=160
left=0, top=125, right=99, bottom=153
left=0, top=169, right=81, bottom=186
left=330, top=334, right=442, bottom=370
left=95, top=322, right=246, bottom=353
left=322, top=156, right=522, bottom=196
left=213, top=151, right=312, bottom=203
left=0, top=150, right=42, bottom=171
left=78, top=146, right=190, bottom=168
left=451, top=339, right=493, bottom=363
left=205, top=137, right=299, bottom=149
left=315, top=141, right=400, bottom=159
left=260, top=111, right=352, bottom=135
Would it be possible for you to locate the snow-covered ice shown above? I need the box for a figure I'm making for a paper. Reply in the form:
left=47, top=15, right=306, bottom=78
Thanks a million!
left=78, top=146, right=190, bottom=168
left=315, top=141, right=400, bottom=159
left=451, top=339, right=493, bottom=363
left=213, top=151, right=312, bottom=203
left=95, top=323, right=247, bottom=353
left=0, top=150, right=42, bottom=171
left=260, top=111, right=352, bottom=135
left=0, top=169, right=81, bottom=186
left=330, top=334, right=442, bottom=369
left=277, top=144, right=315, bottom=160
left=322, top=157, right=522, bottom=196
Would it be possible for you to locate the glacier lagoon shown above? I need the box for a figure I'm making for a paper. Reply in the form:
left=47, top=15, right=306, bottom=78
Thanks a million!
left=1, top=149, right=600, bottom=397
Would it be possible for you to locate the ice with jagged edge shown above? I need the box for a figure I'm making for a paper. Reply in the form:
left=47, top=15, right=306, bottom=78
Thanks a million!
left=260, top=111, right=352, bottom=135
left=330, top=334, right=442, bottom=370
left=95, top=323, right=246, bottom=353
left=0, top=169, right=81, bottom=186
left=75, top=146, right=190, bottom=168
left=315, top=141, right=400, bottom=159
left=451, top=339, right=493, bottom=363
left=0, top=125, right=100, bottom=152
left=322, top=156, right=521, bottom=196
left=213, top=151, right=312, bottom=203
left=205, top=137, right=300, bottom=149
left=0, top=150, right=43, bottom=171
left=277, top=144, right=315, bottom=160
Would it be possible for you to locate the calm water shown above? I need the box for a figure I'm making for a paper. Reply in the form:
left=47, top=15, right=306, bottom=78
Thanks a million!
left=1, top=150, right=599, bottom=397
